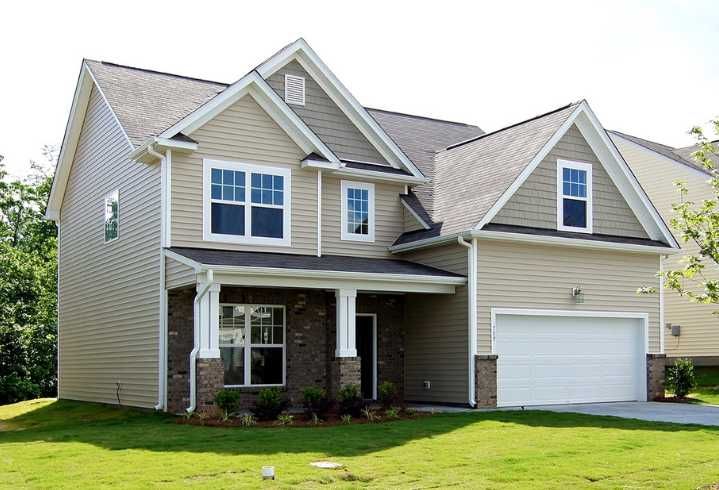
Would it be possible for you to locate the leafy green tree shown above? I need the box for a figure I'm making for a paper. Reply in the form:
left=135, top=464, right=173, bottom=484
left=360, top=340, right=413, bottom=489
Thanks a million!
left=0, top=149, right=58, bottom=404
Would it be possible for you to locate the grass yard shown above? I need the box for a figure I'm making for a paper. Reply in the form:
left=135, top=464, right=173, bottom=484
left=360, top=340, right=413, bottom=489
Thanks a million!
left=666, top=366, right=719, bottom=406
left=1, top=399, right=719, bottom=489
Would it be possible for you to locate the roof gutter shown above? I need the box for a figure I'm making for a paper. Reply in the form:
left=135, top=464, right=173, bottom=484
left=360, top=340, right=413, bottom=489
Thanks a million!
left=187, top=268, right=214, bottom=414
left=457, top=237, right=477, bottom=408
left=130, top=136, right=198, bottom=161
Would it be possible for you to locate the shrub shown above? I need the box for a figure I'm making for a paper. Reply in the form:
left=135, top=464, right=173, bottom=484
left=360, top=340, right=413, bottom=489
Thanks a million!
left=337, top=384, right=364, bottom=417
left=667, top=358, right=696, bottom=398
left=0, top=374, right=40, bottom=405
left=311, top=413, right=323, bottom=425
left=250, top=387, right=288, bottom=421
left=340, top=414, right=352, bottom=425
left=385, top=407, right=400, bottom=419
left=361, top=407, right=380, bottom=423
left=275, top=413, right=294, bottom=426
left=302, top=386, right=329, bottom=418
left=377, top=381, right=397, bottom=409
left=214, top=389, right=241, bottom=420
left=240, top=414, right=257, bottom=427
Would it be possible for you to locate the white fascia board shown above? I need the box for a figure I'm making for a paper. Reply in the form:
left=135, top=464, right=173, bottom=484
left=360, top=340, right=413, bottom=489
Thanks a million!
left=331, top=167, right=427, bottom=185
left=400, top=199, right=431, bottom=230
left=129, top=137, right=198, bottom=162
left=301, top=159, right=340, bottom=170
left=470, top=229, right=678, bottom=254
left=256, top=39, right=425, bottom=180
left=164, top=249, right=203, bottom=271
left=157, top=71, right=339, bottom=164
left=389, top=232, right=465, bottom=253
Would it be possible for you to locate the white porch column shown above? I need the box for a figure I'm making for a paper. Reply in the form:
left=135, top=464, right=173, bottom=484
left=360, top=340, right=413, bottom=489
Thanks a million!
left=335, top=288, right=357, bottom=357
left=198, top=282, right=221, bottom=358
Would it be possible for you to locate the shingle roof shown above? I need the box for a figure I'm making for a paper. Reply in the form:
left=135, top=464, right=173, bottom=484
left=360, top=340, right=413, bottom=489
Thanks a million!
left=168, top=247, right=464, bottom=278
left=431, top=102, right=580, bottom=236
left=400, top=191, right=433, bottom=227
left=609, top=130, right=714, bottom=175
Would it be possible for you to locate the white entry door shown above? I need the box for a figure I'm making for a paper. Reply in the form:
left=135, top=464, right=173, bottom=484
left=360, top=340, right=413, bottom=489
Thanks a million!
left=494, top=311, right=646, bottom=407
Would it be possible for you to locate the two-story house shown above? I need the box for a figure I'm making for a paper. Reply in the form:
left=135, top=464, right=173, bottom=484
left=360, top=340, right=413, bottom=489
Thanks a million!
left=47, top=39, right=678, bottom=413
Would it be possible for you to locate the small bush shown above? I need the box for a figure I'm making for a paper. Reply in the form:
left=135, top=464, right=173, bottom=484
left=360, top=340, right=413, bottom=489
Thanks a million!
left=667, top=358, right=696, bottom=398
left=378, top=381, right=397, bottom=409
left=341, top=414, right=352, bottom=425
left=302, top=386, right=329, bottom=418
left=0, top=375, right=40, bottom=405
left=214, top=389, right=241, bottom=420
left=385, top=407, right=400, bottom=419
left=361, top=407, right=380, bottom=423
left=240, top=414, right=257, bottom=427
left=337, top=384, right=364, bottom=417
left=250, top=387, right=288, bottom=421
left=275, top=413, right=294, bottom=426
left=311, top=413, right=323, bottom=425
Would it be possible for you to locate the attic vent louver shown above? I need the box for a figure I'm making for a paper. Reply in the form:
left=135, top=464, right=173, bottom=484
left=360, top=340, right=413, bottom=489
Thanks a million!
left=284, top=74, right=305, bottom=106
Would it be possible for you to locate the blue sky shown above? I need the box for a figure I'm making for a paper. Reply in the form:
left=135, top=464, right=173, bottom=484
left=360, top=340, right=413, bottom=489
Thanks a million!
left=1, top=0, right=716, bottom=178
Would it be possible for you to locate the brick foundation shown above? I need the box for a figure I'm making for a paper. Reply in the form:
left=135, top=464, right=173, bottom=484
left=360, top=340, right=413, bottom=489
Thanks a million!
left=475, top=354, right=498, bottom=408
left=197, top=358, right=224, bottom=413
left=329, top=357, right=362, bottom=399
left=647, top=353, right=667, bottom=401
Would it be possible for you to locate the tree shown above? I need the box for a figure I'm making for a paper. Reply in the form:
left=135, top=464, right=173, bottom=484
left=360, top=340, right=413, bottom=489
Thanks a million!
left=0, top=148, right=58, bottom=404
left=639, top=120, right=719, bottom=306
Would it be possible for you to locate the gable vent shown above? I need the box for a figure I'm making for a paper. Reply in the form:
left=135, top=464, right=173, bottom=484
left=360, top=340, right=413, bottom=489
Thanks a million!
left=284, top=74, right=305, bottom=106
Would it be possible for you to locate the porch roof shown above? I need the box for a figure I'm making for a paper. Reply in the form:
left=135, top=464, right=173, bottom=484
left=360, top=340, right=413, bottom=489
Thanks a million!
left=167, top=246, right=464, bottom=280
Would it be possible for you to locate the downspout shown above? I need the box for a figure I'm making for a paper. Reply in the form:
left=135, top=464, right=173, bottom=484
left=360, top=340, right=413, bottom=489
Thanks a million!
left=317, top=170, right=322, bottom=257
left=187, top=269, right=214, bottom=413
left=458, top=236, right=477, bottom=407
left=147, top=144, right=167, bottom=411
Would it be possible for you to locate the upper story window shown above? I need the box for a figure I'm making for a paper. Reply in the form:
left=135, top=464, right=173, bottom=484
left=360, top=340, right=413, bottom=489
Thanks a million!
left=203, top=159, right=291, bottom=246
left=557, top=159, right=592, bottom=233
left=284, top=74, right=305, bottom=106
left=104, top=190, right=119, bottom=242
left=341, top=180, right=375, bottom=242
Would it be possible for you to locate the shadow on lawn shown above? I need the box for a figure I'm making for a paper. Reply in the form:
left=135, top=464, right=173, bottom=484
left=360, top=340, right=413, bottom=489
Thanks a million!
left=2, top=400, right=716, bottom=458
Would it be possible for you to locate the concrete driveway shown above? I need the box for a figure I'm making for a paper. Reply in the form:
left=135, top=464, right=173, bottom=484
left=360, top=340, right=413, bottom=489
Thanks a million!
left=535, top=402, right=719, bottom=426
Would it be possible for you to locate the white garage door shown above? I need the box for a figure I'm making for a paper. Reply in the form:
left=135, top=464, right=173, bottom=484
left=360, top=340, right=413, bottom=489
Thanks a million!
left=495, top=312, right=646, bottom=407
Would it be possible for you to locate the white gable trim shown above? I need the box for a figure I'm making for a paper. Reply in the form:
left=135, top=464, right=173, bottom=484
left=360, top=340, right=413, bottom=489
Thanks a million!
left=401, top=198, right=432, bottom=230
left=158, top=71, right=339, bottom=164
left=474, top=101, right=678, bottom=248
left=46, top=62, right=133, bottom=221
left=256, top=38, right=425, bottom=180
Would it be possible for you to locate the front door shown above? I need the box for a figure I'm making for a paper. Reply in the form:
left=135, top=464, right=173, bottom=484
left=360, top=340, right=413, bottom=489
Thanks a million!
left=355, top=315, right=376, bottom=400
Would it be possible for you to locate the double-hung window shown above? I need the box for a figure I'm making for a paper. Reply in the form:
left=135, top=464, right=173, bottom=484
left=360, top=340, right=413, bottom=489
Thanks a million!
left=340, top=180, right=375, bottom=242
left=203, top=160, right=291, bottom=245
left=219, top=304, right=285, bottom=387
left=557, top=159, right=592, bottom=233
left=104, top=190, right=119, bottom=242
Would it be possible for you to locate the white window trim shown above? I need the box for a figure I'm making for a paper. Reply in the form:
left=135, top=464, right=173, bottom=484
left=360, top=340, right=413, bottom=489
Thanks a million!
left=340, top=180, right=375, bottom=242
left=221, top=303, right=286, bottom=388
left=104, top=189, right=119, bottom=243
left=284, top=74, right=305, bottom=106
left=203, top=159, right=291, bottom=246
left=556, top=159, right=593, bottom=234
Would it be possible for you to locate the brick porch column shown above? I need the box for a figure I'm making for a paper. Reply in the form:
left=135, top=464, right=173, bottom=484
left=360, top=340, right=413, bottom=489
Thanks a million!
left=330, top=289, right=361, bottom=398
left=197, top=358, right=224, bottom=413
left=330, top=357, right=362, bottom=399
left=196, top=282, right=222, bottom=413
left=475, top=354, right=498, bottom=408
left=646, top=353, right=666, bottom=401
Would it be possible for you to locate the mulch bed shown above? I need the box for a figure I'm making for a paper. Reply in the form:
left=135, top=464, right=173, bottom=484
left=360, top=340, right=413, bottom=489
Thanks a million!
left=177, top=409, right=430, bottom=428
left=653, top=395, right=699, bottom=404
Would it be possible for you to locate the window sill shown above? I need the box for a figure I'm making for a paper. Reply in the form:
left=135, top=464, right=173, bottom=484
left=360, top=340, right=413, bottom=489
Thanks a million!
left=203, top=232, right=291, bottom=247
left=557, top=225, right=593, bottom=234
left=223, top=385, right=286, bottom=393
left=340, top=233, right=375, bottom=243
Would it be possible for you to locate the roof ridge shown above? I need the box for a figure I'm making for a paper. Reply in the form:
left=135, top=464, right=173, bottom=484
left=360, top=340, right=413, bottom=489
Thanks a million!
left=90, top=59, right=230, bottom=87
left=366, top=107, right=480, bottom=128
left=444, top=102, right=577, bottom=151
left=608, top=129, right=677, bottom=151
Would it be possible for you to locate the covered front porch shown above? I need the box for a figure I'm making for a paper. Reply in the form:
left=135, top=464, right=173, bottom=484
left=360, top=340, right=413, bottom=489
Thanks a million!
left=163, top=248, right=466, bottom=414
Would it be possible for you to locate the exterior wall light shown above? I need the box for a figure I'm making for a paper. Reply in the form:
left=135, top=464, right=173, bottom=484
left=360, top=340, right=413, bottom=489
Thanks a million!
left=571, top=286, right=584, bottom=304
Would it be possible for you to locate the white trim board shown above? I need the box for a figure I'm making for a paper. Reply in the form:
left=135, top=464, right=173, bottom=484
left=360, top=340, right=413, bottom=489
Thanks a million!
left=400, top=198, right=431, bottom=230
left=255, top=38, right=425, bottom=180
left=556, top=159, right=593, bottom=234
left=473, top=101, right=678, bottom=249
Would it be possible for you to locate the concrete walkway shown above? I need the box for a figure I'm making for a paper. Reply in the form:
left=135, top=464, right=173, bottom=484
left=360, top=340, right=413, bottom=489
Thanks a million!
left=534, top=401, right=719, bottom=426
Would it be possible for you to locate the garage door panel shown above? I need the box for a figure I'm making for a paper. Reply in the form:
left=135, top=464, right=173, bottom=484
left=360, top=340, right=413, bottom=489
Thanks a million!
left=495, top=313, right=645, bottom=407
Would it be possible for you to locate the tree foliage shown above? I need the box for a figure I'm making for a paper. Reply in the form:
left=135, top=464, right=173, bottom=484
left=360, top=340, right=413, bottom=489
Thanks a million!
left=0, top=148, right=58, bottom=404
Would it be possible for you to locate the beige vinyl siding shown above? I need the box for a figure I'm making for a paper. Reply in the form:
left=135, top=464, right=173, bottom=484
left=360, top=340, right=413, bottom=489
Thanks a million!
left=493, top=125, right=648, bottom=238
left=166, top=255, right=196, bottom=289
left=476, top=240, right=661, bottom=354
left=171, top=94, right=318, bottom=255
left=58, top=87, right=161, bottom=408
left=615, top=137, right=719, bottom=357
left=266, top=60, right=388, bottom=165
left=404, top=245, right=469, bottom=404
left=322, top=176, right=404, bottom=258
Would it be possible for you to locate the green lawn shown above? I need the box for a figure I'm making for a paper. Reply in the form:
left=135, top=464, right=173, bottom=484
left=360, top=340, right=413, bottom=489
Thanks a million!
left=1, top=399, right=718, bottom=488
left=666, top=367, right=719, bottom=406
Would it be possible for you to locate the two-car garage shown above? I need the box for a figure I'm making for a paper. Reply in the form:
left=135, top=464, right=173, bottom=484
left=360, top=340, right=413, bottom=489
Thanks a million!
left=492, top=310, right=648, bottom=407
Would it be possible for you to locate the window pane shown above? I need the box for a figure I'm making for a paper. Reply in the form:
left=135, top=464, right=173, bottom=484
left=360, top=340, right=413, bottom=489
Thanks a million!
left=563, top=198, right=587, bottom=228
left=251, top=207, right=283, bottom=238
left=273, top=191, right=283, bottom=205
left=345, top=186, right=369, bottom=235
left=251, top=173, right=261, bottom=188
left=211, top=203, right=245, bottom=235
left=274, top=175, right=283, bottom=190
left=222, top=185, right=234, bottom=201
left=250, top=348, right=283, bottom=385
left=221, top=347, right=244, bottom=385
left=262, top=189, right=272, bottom=204
left=220, top=305, right=245, bottom=346
left=104, top=192, right=119, bottom=241
left=211, top=184, right=222, bottom=200
left=212, top=168, right=222, bottom=184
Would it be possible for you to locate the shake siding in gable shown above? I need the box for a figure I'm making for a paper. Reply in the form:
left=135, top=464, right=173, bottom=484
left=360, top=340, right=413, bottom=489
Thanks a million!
left=492, top=125, right=649, bottom=239
left=58, top=87, right=161, bottom=408
left=321, top=176, right=404, bottom=258
left=614, top=137, right=719, bottom=358
left=476, top=240, right=661, bottom=354
left=403, top=245, right=469, bottom=404
left=266, top=60, right=388, bottom=165
left=171, top=94, right=317, bottom=255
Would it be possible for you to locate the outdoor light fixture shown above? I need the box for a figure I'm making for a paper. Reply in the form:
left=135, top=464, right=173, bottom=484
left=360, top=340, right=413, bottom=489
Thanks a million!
left=571, top=286, right=584, bottom=304
left=261, top=466, right=275, bottom=480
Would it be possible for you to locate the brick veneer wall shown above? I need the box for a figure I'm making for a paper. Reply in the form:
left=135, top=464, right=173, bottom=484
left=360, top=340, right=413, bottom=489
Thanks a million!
left=329, top=357, right=362, bottom=399
left=196, top=358, right=224, bottom=414
left=647, top=353, right=667, bottom=401
left=167, top=288, right=194, bottom=414
left=475, top=354, right=498, bottom=408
